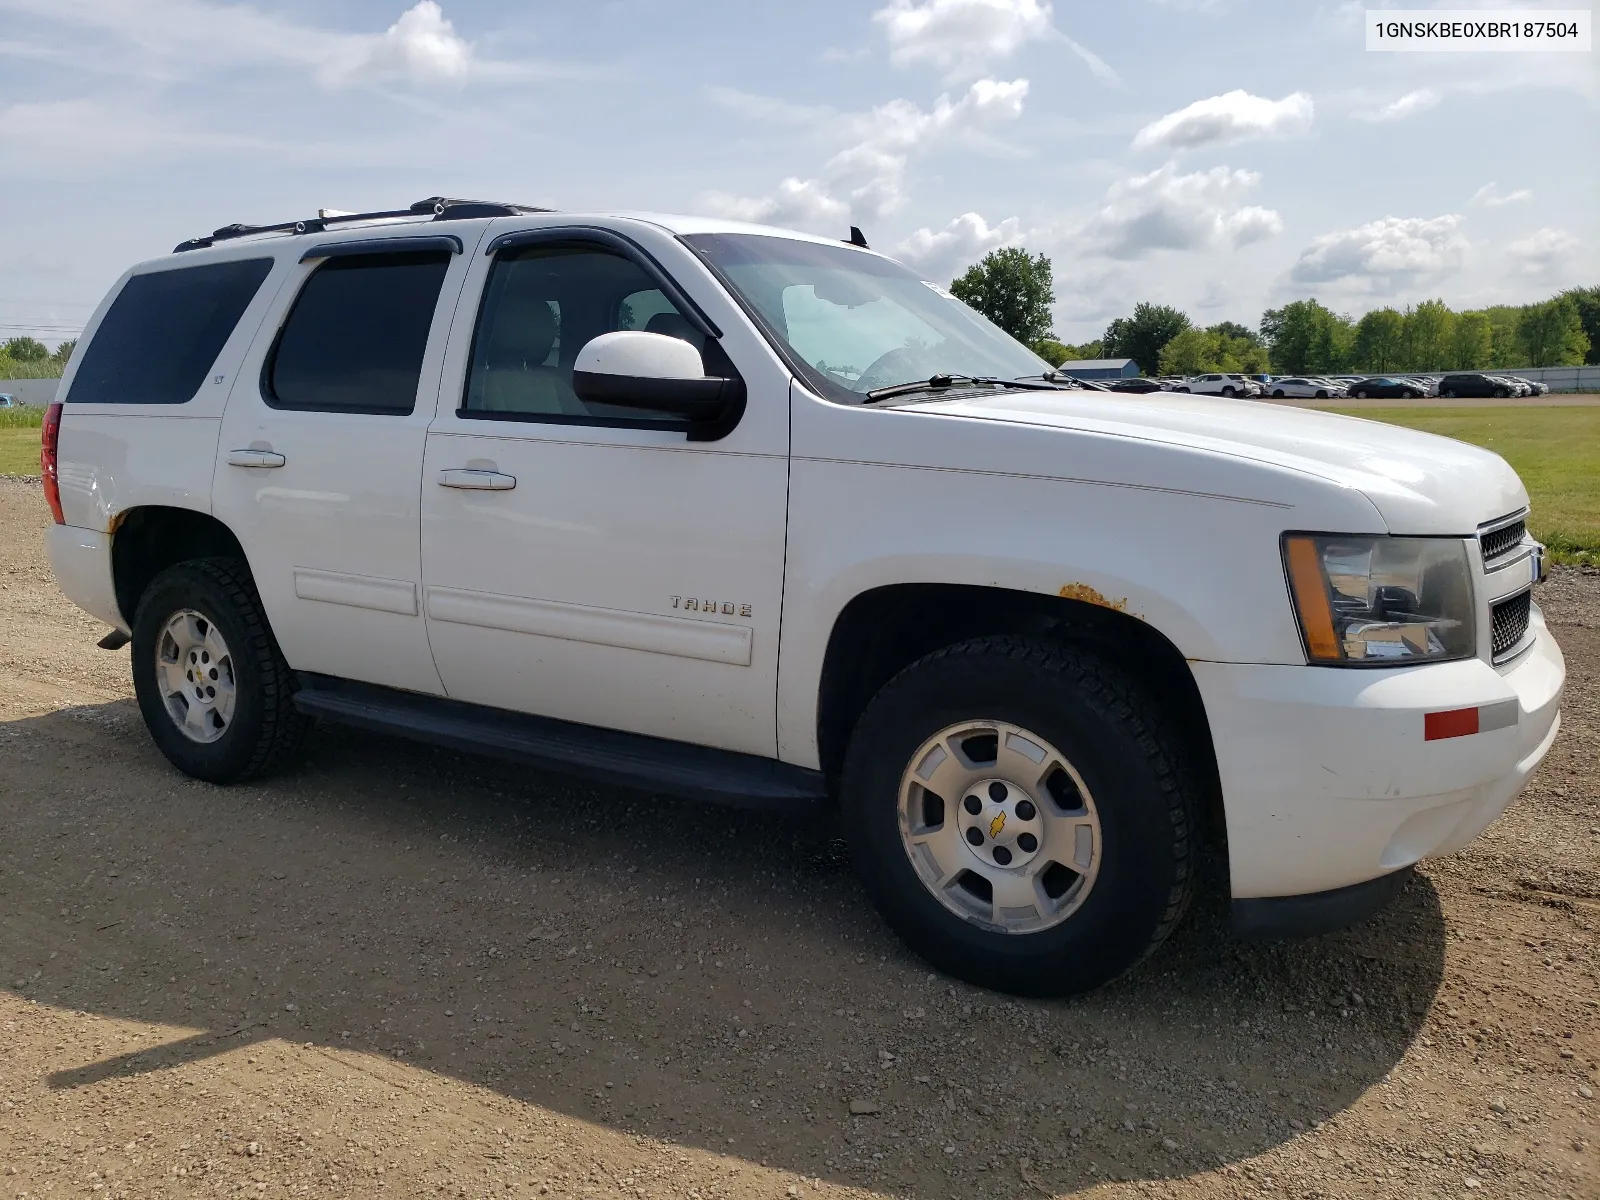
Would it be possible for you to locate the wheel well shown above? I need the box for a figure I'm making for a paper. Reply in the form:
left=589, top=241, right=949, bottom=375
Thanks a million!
left=111, top=507, right=248, bottom=625
left=816, top=583, right=1221, bottom=810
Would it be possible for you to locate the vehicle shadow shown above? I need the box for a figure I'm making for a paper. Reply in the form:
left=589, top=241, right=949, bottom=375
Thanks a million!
left=0, top=700, right=1447, bottom=1196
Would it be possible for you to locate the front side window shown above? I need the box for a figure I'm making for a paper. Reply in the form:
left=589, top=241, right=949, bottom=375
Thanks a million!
left=68, top=258, right=274, bottom=405
left=462, top=245, right=701, bottom=423
left=682, top=233, right=1048, bottom=404
left=267, top=251, right=451, bottom=415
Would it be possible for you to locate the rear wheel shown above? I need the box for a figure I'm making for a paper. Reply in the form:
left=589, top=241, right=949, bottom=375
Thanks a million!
left=1442, top=388, right=1458, bottom=398
left=132, top=558, right=310, bottom=784
left=841, top=636, right=1199, bottom=996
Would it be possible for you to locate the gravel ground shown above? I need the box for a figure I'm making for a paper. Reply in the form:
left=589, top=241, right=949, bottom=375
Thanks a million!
left=0, top=475, right=1594, bottom=1200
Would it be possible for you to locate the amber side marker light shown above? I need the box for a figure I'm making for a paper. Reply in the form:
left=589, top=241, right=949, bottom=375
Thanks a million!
left=41, top=401, right=65, bottom=525
left=1283, top=535, right=1342, bottom=662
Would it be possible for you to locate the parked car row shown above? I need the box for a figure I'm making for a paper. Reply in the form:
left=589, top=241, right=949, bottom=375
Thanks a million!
left=1065, top=372, right=1550, bottom=400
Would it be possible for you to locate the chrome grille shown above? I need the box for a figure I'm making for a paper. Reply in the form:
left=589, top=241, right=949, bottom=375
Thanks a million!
left=1490, top=589, right=1532, bottom=660
left=1479, top=514, right=1527, bottom=564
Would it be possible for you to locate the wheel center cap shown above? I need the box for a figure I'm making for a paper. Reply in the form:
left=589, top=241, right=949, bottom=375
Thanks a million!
left=957, top=778, right=1044, bottom=869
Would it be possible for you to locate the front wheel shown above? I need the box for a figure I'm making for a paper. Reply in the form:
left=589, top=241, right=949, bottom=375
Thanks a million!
left=1442, top=388, right=1458, bottom=398
left=1220, top=386, right=1236, bottom=397
left=1354, top=389, right=1369, bottom=398
left=1175, top=387, right=1190, bottom=393
left=132, top=558, right=310, bottom=784
left=841, top=637, right=1199, bottom=997
left=1494, top=388, right=1510, bottom=398
left=1314, top=390, right=1328, bottom=398
left=1271, top=389, right=1285, bottom=398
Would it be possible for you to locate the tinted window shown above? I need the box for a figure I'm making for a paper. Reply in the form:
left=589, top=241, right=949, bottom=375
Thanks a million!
left=268, top=251, right=450, bottom=414
left=462, top=246, right=701, bottom=423
left=67, top=258, right=273, bottom=405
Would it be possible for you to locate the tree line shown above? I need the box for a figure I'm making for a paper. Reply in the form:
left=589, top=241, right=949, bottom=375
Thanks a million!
left=0, top=336, right=74, bottom=381
left=950, top=248, right=1597, bottom=377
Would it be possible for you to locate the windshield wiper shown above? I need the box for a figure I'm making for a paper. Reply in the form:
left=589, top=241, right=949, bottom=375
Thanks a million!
left=864, top=374, right=1068, bottom=402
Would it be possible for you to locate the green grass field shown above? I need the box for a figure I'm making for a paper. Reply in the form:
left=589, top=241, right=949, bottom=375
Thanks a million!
left=0, top=405, right=43, bottom=476
left=1335, top=406, right=1600, bottom=566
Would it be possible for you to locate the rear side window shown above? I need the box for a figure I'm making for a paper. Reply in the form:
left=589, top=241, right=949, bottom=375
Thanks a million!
left=266, top=251, right=451, bottom=415
left=67, top=258, right=274, bottom=405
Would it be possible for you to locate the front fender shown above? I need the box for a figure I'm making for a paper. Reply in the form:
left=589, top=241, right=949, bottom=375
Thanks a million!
left=774, top=444, right=1376, bottom=768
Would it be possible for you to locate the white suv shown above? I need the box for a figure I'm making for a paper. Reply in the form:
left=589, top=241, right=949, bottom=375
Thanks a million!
left=1175, top=373, right=1259, bottom=397
left=42, top=198, right=1564, bottom=996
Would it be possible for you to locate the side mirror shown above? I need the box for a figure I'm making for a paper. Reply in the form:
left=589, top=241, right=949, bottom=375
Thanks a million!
left=572, top=331, right=744, bottom=436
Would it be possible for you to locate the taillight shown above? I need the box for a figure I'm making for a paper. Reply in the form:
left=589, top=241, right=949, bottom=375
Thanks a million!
left=41, top=401, right=65, bottom=525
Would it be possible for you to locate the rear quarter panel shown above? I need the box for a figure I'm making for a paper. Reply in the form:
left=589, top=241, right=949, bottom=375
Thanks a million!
left=55, top=248, right=294, bottom=532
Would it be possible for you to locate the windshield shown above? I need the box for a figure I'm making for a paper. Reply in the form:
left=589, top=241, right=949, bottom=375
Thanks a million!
left=682, top=232, right=1051, bottom=402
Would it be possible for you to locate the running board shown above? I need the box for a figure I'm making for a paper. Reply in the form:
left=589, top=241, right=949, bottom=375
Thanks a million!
left=292, top=674, right=828, bottom=812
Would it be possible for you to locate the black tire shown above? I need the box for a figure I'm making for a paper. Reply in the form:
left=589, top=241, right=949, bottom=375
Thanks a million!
left=131, top=557, right=310, bottom=784
left=1175, top=387, right=1190, bottom=393
left=1354, top=389, right=1369, bottom=398
left=1220, top=386, right=1236, bottom=397
left=840, top=636, right=1199, bottom=997
left=1314, top=390, right=1328, bottom=399
left=1271, top=389, right=1285, bottom=398
left=1442, top=388, right=1457, bottom=398
left=1494, top=388, right=1510, bottom=398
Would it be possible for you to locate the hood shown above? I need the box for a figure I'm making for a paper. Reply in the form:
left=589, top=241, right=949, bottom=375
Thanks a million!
left=912, top=391, right=1527, bottom=535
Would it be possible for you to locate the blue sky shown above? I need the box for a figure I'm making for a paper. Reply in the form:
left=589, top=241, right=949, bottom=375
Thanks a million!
left=0, top=0, right=1594, bottom=346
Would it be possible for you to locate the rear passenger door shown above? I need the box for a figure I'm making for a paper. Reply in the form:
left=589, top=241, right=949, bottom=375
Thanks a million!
left=213, top=237, right=475, bottom=695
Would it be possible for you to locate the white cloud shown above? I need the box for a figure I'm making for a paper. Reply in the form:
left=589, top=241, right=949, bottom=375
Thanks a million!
left=1289, top=215, right=1469, bottom=288
left=705, top=78, right=1030, bottom=230
left=700, top=178, right=850, bottom=228
left=1132, top=90, right=1313, bottom=151
left=1357, top=88, right=1440, bottom=122
left=0, top=0, right=513, bottom=87
left=1471, top=181, right=1534, bottom=208
left=1505, top=228, right=1581, bottom=277
left=1075, top=163, right=1284, bottom=259
left=893, top=212, right=1026, bottom=281
left=874, top=0, right=1054, bottom=79
left=335, top=1, right=471, bottom=84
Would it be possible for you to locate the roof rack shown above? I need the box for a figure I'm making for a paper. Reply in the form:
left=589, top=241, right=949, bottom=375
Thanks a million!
left=173, top=196, right=554, bottom=254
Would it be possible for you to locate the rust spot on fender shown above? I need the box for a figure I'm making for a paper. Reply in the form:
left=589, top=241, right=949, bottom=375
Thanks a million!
left=1057, top=583, right=1129, bottom=612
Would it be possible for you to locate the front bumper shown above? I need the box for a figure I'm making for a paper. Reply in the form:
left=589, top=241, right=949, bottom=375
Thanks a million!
left=1193, top=606, right=1564, bottom=902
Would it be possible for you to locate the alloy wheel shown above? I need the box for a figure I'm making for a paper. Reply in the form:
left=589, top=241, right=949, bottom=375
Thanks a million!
left=156, top=609, right=238, bottom=744
left=897, top=720, right=1102, bottom=935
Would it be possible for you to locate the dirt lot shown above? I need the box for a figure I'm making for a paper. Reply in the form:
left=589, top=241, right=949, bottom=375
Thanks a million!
left=0, top=475, right=1595, bottom=1200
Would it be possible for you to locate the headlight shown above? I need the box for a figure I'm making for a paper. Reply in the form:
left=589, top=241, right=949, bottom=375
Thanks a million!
left=1283, top=534, right=1475, bottom=666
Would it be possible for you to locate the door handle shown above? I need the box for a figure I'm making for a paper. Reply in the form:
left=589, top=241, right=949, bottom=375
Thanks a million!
left=227, top=449, right=286, bottom=468
left=438, top=468, right=516, bottom=491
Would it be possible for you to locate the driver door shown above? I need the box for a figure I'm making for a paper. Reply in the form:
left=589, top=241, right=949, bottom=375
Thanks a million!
left=419, top=228, right=791, bottom=756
